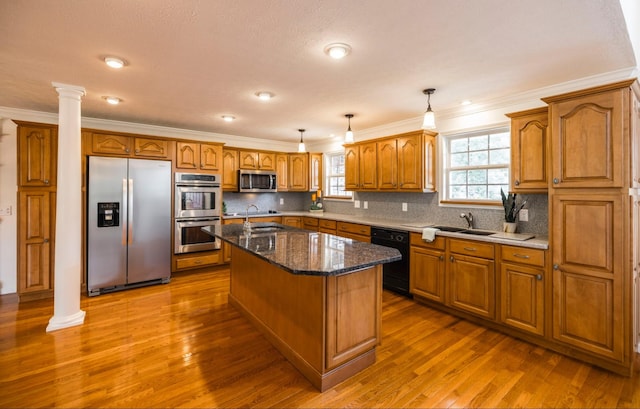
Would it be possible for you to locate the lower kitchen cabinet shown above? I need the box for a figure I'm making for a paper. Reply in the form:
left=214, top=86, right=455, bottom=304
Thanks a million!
left=318, top=219, right=337, bottom=235
left=409, top=233, right=446, bottom=303
left=303, top=217, right=319, bottom=231
left=282, top=216, right=302, bottom=228
left=499, top=245, right=546, bottom=336
left=336, top=222, right=370, bottom=242
left=447, top=239, right=495, bottom=320
left=174, top=251, right=222, bottom=271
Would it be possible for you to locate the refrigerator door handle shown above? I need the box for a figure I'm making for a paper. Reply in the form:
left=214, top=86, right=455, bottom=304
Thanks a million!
left=128, top=178, right=134, bottom=244
left=122, top=178, right=128, bottom=246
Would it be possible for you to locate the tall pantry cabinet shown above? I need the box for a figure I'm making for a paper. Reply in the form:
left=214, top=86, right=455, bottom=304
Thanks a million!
left=542, top=79, right=639, bottom=375
left=15, top=121, right=58, bottom=300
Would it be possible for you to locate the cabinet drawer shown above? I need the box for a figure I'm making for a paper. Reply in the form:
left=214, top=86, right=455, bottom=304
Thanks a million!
left=319, top=219, right=337, bottom=229
left=176, top=252, right=221, bottom=270
left=303, top=217, right=319, bottom=228
left=501, top=245, right=545, bottom=267
left=410, top=232, right=446, bottom=250
left=449, top=239, right=494, bottom=259
left=337, top=221, right=370, bottom=236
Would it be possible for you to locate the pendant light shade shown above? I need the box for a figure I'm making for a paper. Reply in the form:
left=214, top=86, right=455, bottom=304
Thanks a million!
left=298, top=129, right=306, bottom=153
left=421, top=88, right=436, bottom=130
left=344, top=114, right=354, bottom=143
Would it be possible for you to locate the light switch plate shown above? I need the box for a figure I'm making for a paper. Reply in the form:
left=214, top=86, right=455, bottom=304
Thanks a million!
left=519, top=209, right=529, bottom=222
left=354, top=200, right=361, bottom=208
left=402, top=203, right=408, bottom=212
left=363, top=201, right=368, bottom=209
left=279, top=198, right=284, bottom=205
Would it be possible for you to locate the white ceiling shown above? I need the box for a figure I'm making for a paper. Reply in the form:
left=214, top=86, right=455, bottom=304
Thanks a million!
left=0, top=0, right=636, bottom=144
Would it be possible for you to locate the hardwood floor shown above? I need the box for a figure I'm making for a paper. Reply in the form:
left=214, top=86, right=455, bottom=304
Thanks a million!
left=2, top=268, right=640, bottom=408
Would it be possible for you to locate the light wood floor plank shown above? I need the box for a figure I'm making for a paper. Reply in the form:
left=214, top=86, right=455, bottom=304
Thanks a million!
left=1, top=268, right=639, bottom=408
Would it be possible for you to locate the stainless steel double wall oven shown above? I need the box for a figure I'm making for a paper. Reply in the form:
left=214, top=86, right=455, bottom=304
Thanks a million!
left=174, top=172, right=222, bottom=254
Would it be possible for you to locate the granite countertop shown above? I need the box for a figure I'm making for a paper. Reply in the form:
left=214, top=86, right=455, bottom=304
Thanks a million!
left=202, top=224, right=402, bottom=276
left=223, top=211, right=549, bottom=250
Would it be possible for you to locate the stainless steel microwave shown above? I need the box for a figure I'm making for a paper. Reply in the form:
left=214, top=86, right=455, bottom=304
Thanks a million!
left=238, top=170, right=277, bottom=192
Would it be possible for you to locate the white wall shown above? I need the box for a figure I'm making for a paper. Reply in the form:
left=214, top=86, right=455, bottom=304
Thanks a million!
left=0, top=118, right=18, bottom=294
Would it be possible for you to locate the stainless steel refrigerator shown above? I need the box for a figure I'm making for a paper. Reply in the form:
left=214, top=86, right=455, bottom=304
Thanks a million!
left=87, top=156, right=172, bottom=296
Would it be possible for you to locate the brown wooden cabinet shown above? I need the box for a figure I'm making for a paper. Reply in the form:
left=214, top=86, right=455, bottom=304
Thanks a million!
left=90, top=132, right=132, bottom=156
left=276, top=154, right=289, bottom=191
left=336, top=221, right=370, bottom=242
left=500, top=245, right=546, bottom=336
left=344, top=142, right=377, bottom=190
left=447, top=238, right=495, bottom=320
left=309, top=153, right=323, bottom=192
left=15, top=121, right=58, bottom=300
left=88, top=131, right=171, bottom=159
left=377, top=139, right=397, bottom=189
left=176, top=142, right=222, bottom=171
left=506, top=107, right=548, bottom=192
left=409, top=233, right=446, bottom=303
left=282, top=216, right=302, bottom=228
left=133, top=137, right=170, bottom=158
left=318, top=219, right=337, bottom=235
left=238, top=151, right=276, bottom=171
left=288, top=153, right=309, bottom=191
left=222, top=149, right=239, bottom=191
left=542, top=79, right=639, bottom=375
left=303, top=217, right=319, bottom=231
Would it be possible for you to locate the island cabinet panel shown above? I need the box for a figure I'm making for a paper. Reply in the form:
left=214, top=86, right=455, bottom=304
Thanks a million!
left=506, top=107, right=548, bottom=192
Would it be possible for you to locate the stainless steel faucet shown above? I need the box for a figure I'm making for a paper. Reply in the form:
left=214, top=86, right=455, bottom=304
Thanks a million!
left=460, top=212, right=473, bottom=229
left=244, top=204, right=259, bottom=229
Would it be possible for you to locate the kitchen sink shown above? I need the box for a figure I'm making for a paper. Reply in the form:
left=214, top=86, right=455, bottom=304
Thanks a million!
left=459, top=229, right=495, bottom=236
left=246, top=222, right=285, bottom=232
left=432, top=225, right=466, bottom=232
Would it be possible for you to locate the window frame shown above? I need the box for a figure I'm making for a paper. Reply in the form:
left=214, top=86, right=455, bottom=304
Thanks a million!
left=440, top=126, right=511, bottom=206
left=323, top=150, right=353, bottom=200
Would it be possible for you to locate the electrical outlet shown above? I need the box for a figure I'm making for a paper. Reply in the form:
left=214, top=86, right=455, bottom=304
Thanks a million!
left=0, top=205, right=11, bottom=216
left=363, top=201, right=368, bottom=209
left=279, top=198, right=284, bottom=205
left=519, top=209, right=529, bottom=222
left=354, top=200, right=361, bottom=209
left=402, top=203, right=408, bottom=212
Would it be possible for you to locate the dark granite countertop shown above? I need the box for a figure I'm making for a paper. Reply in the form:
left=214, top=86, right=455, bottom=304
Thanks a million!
left=202, top=223, right=401, bottom=276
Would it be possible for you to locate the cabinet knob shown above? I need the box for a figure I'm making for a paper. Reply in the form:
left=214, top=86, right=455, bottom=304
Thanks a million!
left=536, top=274, right=543, bottom=281
left=553, top=264, right=559, bottom=270
left=44, top=179, right=49, bottom=185
left=135, top=149, right=140, bottom=153
left=553, top=178, right=559, bottom=184
left=450, top=256, right=454, bottom=262
left=514, top=180, right=520, bottom=186
left=125, top=148, right=130, bottom=153
left=44, top=238, right=49, bottom=243
left=439, top=255, right=444, bottom=261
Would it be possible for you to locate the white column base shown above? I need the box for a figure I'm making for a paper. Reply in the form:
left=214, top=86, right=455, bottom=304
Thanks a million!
left=46, top=309, right=86, bottom=332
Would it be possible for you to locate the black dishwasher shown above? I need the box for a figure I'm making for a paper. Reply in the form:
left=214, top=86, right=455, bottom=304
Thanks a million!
left=370, top=227, right=411, bottom=298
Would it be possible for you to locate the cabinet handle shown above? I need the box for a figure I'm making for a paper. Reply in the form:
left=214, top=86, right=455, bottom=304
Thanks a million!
left=43, top=238, right=49, bottom=243
left=439, top=255, right=444, bottom=261
left=44, top=179, right=49, bottom=185
left=513, top=253, right=530, bottom=259
left=553, top=178, right=559, bottom=184
left=194, top=260, right=202, bottom=265
left=463, top=247, right=477, bottom=252
left=514, top=180, right=520, bottom=186
left=536, top=274, right=543, bottom=281
left=125, top=148, right=130, bottom=153
left=135, top=149, right=140, bottom=153
left=553, top=264, right=559, bottom=270
left=450, top=256, right=454, bottom=262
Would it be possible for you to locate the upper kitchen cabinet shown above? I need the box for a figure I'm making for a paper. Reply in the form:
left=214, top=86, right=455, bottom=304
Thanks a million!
left=176, top=141, right=223, bottom=171
left=288, top=153, right=309, bottom=191
left=276, top=154, right=289, bottom=191
left=542, top=81, right=633, bottom=189
left=346, top=130, right=436, bottom=192
left=309, top=153, right=323, bottom=192
left=222, top=149, right=239, bottom=191
left=87, top=130, right=171, bottom=160
left=16, top=121, right=57, bottom=188
left=238, top=150, right=276, bottom=171
left=506, top=107, right=548, bottom=192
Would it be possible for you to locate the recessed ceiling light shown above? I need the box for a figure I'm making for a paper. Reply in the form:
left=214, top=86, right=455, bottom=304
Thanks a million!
left=103, top=96, right=121, bottom=105
left=104, top=57, right=125, bottom=69
left=221, top=115, right=235, bottom=122
left=324, top=43, right=351, bottom=59
left=461, top=100, right=472, bottom=105
left=255, top=91, right=274, bottom=101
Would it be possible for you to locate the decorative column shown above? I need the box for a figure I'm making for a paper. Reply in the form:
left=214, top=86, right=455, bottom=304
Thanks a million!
left=47, top=82, right=86, bottom=332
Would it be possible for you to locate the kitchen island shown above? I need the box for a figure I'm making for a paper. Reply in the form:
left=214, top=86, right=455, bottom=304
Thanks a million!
left=204, top=223, right=401, bottom=391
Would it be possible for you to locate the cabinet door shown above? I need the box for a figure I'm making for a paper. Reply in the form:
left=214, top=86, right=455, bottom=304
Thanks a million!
left=18, top=123, right=56, bottom=187
left=398, top=133, right=423, bottom=190
left=549, top=87, right=626, bottom=188
left=344, top=146, right=359, bottom=190
left=423, top=131, right=437, bottom=192
left=448, top=254, right=495, bottom=319
left=276, top=154, right=289, bottom=191
left=500, top=262, right=544, bottom=335
left=133, top=137, right=169, bottom=158
left=288, top=153, right=309, bottom=191
left=18, top=191, right=53, bottom=295
left=282, top=217, right=302, bottom=228
left=359, top=143, right=377, bottom=189
left=551, top=193, right=625, bottom=361
left=510, top=108, right=548, bottom=192
left=309, top=153, right=323, bottom=191
left=410, top=247, right=445, bottom=303
left=239, top=151, right=259, bottom=169
left=258, top=153, right=276, bottom=170
left=176, top=142, right=199, bottom=169
left=91, top=133, right=132, bottom=156
left=377, top=139, right=397, bottom=189
left=200, top=143, right=222, bottom=170
left=222, top=149, right=239, bottom=191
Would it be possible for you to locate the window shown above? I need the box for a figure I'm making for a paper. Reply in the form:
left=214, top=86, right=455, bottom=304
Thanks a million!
left=325, top=152, right=352, bottom=199
left=442, top=127, right=510, bottom=203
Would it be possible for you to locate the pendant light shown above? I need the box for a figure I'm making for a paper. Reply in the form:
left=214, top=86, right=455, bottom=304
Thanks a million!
left=344, top=114, right=354, bottom=143
left=421, top=88, right=436, bottom=130
left=298, top=129, right=306, bottom=153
